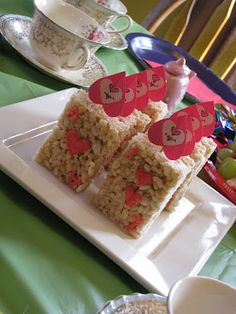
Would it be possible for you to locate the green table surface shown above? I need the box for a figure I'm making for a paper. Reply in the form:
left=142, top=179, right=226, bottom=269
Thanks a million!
left=0, top=1, right=235, bottom=313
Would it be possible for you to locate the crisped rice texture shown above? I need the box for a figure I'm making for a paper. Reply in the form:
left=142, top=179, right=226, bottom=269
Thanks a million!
left=142, top=99, right=168, bottom=126
left=95, top=133, right=192, bottom=237
left=165, top=137, right=216, bottom=211
left=35, top=89, right=150, bottom=192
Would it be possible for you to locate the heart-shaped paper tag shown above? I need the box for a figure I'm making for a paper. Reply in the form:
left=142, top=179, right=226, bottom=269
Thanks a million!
left=146, top=66, right=166, bottom=101
left=88, top=72, right=126, bottom=117
left=148, top=116, right=189, bottom=159
left=174, top=105, right=203, bottom=143
left=135, top=71, right=149, bottom=110
left=196, top=101, right=215, bottom=136
left=120, top=74, right=137, bottom=117
left=172, top=108, right=196, bottom=155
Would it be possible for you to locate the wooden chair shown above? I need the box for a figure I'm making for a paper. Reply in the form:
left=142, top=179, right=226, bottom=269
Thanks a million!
left=142, top=0, right=236, bottom=90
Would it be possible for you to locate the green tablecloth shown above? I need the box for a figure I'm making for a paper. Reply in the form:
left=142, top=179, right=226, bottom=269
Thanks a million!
left=0, top=1, right=235, bottom=313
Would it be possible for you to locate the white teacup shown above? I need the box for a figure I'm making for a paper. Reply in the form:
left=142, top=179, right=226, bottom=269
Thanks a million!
left=66, top=0, right=132, bottom=34
left=30, top=0, right=110, bottom=71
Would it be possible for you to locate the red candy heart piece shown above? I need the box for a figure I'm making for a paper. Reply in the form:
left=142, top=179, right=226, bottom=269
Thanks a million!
left=66, top=105, right=79, bottom=122
left=136, top=168, right=153, bottom=186
left=66, top=130, right=90, bottom=155
left=124, top=186, right=142, bottom=207
left=68, top=171, right=81, bottom=187
left=124, top=146, right=140, bottom=161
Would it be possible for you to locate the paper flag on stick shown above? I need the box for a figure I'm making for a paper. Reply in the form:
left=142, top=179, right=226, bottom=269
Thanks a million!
left=146, top=66, right=166, bottom=102
left=148, top=115, right=189, bottom=160
left=135, top=71, right=149, bottom=110
left=120, top=74, right=137, bottom=117
left=195, top=101, right=215, bottom=137
left=88, top=72, right=126, bottom=117
left=173, top=105, right=203, bottom=143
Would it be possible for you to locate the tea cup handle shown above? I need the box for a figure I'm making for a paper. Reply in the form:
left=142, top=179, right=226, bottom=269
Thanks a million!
left=62, top=44, right=90, bottom=70
left=107, top=15, right=132, bottom=33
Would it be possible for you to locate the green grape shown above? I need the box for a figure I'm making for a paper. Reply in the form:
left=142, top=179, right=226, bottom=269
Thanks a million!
left=218, top=157, right=236, bottom=180
left=217, top=148, right=235, bottom=162
left=229, top=140, right=236, bottom=154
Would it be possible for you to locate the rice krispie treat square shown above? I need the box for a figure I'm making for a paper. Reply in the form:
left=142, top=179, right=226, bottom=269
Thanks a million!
left=165, top=137, right=216, bottom=211
left=35, top=89, right=151, bottom=192
left=142, top=99, right=168, bottom=126
left=94, top=133, right=192, bottom=238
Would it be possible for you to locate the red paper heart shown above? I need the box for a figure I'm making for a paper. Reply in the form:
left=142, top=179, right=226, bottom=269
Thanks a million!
left=120, top=74, right=137, bottom=117
left=195, top=101, right=215, bottom=137
left=146, top=66, right=166, bottom=102
left=173, top=105, right=203, bottom=143
left=135, top=71, right=149, bottom=110
left=66, top=130, right=90, bottom=155
left=88, top=72, right=126, bottom=117
left=124, top=186, right=142, bottom=207
left=136, top=168, right=153, bottom=186
left=148, top=116, right=189, bottom=160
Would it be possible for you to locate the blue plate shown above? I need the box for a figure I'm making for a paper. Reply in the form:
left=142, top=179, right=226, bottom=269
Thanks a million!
left=126, top=33, right=236, bottom=105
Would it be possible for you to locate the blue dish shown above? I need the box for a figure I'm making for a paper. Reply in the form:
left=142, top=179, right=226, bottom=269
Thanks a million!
left=126, top=33, right=236, bottom=105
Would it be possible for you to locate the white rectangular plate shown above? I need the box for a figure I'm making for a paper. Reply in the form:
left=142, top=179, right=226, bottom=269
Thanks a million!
left=1, top=88, right=235, bottom=296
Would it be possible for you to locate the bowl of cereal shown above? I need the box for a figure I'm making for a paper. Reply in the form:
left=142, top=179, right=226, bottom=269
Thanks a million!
left=97, top=292, right=167, bottom=314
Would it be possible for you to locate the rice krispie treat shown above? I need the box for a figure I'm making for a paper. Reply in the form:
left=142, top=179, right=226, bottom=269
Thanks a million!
left=35, top=89, right=151, bottom=192
left=94, top=133, right=193, bottom=238
left=165, top=136, right=216, bottom=211
left=142, top=99, right=168, bottom=126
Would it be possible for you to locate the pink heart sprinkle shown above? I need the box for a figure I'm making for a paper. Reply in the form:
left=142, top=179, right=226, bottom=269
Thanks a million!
left=124, top=146, right=140, bottom=161
left=68, top=172, right=81, bottom=187
left=66, top=105, right=79, bottom=121
left=136, top=168, right=153, bottom=186
left=126, top=214, right=144, bottom=232
left=66, top=130, right=90, bottom=155
left=124, top=186, right=142, bottom=207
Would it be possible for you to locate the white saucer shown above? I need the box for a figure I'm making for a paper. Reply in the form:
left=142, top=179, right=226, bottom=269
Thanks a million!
left=0, top=14, right=108, bottom=88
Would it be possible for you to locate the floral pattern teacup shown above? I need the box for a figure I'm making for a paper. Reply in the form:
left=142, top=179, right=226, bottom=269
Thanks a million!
left=30, top=0, right=110, bottom=71
left=66, top=0, right=132, bottom=34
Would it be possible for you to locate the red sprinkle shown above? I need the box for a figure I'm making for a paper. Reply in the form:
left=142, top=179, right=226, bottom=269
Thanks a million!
left=66, top=105, right=79, bottom=122
left=125, top=146, right=140, bottom=161
left=66, top=130, right=90, bottom=155
left=124, top=186, right=142, bottom=207
left=126, top=214, right=144, bottom=232
left=68, top=172, right=81, bottom=187
left=136, top=168, right=153, bottom=186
